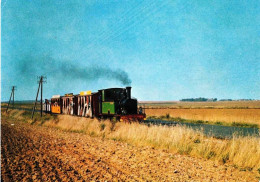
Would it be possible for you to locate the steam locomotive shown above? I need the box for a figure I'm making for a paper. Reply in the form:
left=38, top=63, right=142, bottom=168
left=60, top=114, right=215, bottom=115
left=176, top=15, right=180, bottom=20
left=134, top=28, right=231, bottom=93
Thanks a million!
left=46, top=87, right=146, bottom=121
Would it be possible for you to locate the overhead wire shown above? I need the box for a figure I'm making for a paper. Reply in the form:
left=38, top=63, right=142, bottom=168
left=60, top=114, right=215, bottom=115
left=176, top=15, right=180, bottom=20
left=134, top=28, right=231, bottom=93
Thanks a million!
left=83, top=0, right=171, bottom=61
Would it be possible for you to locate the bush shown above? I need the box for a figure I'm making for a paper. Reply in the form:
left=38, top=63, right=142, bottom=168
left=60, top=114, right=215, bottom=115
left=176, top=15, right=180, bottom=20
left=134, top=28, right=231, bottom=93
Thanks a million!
left=100, top=123, right=106, bottom=131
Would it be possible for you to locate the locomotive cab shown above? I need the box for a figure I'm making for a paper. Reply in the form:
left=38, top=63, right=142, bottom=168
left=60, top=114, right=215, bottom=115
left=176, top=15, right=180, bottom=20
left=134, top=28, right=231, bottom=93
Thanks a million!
left=98, top=87, right=146, bottom=121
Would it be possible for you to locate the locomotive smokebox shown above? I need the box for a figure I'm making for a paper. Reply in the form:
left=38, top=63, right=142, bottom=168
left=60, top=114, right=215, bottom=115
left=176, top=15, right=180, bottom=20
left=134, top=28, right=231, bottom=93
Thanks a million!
left=126, top=86, right=131, bottom=99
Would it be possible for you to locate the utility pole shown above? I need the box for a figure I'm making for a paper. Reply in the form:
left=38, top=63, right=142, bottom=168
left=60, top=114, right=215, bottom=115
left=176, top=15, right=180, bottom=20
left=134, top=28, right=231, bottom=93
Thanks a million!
left=6, top=86, right=16, bottom=113
left=31, top=76, right=46, bottom=118
left=41, top=76, right=43, bottom=117
left=12, top=86, right=16, bottom=108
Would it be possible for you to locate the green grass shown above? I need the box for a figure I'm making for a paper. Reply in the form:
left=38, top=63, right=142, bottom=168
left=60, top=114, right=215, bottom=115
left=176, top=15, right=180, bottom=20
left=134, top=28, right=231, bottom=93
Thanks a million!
left=231, top=122, right=258, bottom=128
left=215, top=121, right=223, bottom=125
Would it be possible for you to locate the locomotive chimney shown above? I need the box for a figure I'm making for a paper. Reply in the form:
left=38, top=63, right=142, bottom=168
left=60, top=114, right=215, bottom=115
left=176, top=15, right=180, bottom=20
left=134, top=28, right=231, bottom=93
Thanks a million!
left=126, top=86, right=131, bottom=99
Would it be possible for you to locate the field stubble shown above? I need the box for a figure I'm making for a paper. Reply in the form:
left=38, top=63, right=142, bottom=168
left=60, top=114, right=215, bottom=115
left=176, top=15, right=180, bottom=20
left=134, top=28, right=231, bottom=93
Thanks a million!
left=145, top=108, right=260, bottom=127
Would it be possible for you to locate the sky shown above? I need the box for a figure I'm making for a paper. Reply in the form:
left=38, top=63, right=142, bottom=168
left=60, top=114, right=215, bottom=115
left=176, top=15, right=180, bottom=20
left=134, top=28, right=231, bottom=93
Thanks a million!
left=1, top=0, right=260, bottom=101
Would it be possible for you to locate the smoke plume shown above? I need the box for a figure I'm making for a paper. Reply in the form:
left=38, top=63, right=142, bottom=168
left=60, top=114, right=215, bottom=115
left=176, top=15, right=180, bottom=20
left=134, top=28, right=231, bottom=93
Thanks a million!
left=17, top=56, right=131, bottom=86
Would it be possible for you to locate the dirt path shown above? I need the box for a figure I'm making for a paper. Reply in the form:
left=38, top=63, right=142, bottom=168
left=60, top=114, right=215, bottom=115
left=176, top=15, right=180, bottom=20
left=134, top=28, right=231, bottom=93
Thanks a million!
left=1, top=118, right=259, bottom=181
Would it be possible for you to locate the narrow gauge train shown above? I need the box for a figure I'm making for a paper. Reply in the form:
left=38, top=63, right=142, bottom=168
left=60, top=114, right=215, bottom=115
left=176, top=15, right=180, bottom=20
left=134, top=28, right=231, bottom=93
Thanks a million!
left=46, top=87, right=146, bottom=121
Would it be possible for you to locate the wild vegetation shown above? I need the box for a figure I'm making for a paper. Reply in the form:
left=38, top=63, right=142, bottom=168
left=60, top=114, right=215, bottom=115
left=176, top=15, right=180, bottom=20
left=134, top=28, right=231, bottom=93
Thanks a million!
left=2, top=109, right=260, bottom=172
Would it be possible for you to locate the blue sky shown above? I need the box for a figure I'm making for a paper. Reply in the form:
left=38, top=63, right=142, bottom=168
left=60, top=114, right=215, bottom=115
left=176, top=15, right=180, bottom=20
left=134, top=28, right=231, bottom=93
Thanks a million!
left=1, top=0, right=260, bottom=101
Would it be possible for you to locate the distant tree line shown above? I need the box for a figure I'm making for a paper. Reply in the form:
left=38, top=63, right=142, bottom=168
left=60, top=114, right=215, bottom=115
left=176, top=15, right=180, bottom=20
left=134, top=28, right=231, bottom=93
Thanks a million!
left=219, top=99, right=256, bottom=101
left=180, top=97, right=217, bottom=102
left=219, top=99, right=233, bottom=101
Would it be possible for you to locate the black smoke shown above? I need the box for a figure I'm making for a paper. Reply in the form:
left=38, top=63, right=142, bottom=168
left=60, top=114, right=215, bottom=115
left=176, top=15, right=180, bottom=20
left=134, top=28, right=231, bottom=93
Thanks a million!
left=16, top=56, right=131, bottom=86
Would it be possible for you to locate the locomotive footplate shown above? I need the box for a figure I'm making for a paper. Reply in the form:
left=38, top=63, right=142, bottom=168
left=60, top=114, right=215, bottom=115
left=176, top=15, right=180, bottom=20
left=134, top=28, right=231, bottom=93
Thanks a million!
left=120, top=114, right=146, bottom=122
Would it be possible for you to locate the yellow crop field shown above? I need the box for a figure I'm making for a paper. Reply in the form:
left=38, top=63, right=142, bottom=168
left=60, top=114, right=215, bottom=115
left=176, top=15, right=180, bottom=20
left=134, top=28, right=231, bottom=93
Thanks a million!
left=140, top=101, right=260, bottom=109
left=145, top=108, right=260, bottom=127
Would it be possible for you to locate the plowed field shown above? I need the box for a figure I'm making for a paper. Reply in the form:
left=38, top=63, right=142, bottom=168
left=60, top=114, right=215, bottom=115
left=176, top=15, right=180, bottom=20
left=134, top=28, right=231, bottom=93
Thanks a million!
left=1, top=117, right=259, bottom=181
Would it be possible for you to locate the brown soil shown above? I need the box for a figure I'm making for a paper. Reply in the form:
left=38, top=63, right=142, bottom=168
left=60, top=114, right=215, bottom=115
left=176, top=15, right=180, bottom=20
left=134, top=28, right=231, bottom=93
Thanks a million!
left=1, top=118, right=259, bottom=181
